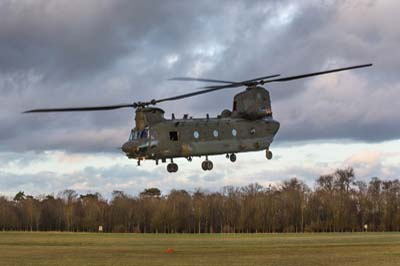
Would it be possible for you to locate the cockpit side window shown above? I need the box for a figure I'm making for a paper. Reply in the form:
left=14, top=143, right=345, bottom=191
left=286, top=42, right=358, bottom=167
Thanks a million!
left=129, top=130, right=140, bottom=140
left=140, top=127, right=149, bottom=139
left=130, top=127, right=150, bottom=140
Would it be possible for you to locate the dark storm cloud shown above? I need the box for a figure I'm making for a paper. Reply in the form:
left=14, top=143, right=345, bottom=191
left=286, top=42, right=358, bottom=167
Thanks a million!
left=0, top=0, right=236, bottom=151
left=0, top=0, right=254, bottom=78
left=0, top=0, right=399, bottom=153
left=0, top=1, right=192, bottom=76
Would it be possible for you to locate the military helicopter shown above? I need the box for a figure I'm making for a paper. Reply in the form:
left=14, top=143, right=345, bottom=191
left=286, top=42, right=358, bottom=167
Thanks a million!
left=24, top=63, right=372, bottom=172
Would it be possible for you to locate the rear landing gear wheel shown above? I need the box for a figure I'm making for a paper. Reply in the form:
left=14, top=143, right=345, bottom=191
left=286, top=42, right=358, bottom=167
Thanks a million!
left=201, top=160, right=213, bottom=171
left=266, top=150, right=273, bottom=160
left=201, top=161, right=207, bottom=171
left=229, top=153, right=236, bottom=162
left=167, top=163, right=178, bottom=173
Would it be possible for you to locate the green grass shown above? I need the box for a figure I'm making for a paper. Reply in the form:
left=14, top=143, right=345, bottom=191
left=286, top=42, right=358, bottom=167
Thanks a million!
left=0, top=232, right=399, bottom=266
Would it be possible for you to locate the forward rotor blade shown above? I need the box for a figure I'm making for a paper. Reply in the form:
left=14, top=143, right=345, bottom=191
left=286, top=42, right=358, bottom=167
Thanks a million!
left=155, top=86, right=226, bottom=104
left=169, top=77, right=237, bottom=84
left=239, top=74, right=281, bottom=85
left=263, top=63, right=373, bottom=84
left=23, top=104, right=135, bottom=113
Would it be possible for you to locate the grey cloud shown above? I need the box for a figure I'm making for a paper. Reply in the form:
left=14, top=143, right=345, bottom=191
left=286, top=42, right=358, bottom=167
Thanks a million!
left=0, top=159, right=227, bottom=198
left=0, top=162, right=165, bottom=198
left=0, top=0, right=240, bottom=78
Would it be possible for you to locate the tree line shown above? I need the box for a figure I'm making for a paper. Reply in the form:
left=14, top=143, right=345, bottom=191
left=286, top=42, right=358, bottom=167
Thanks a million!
left=1, top=168, right=399, bottom=233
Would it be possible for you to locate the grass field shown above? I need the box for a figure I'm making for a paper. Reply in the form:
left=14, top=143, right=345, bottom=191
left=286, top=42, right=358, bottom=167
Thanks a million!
left=0, top=232, right=399, bottom=266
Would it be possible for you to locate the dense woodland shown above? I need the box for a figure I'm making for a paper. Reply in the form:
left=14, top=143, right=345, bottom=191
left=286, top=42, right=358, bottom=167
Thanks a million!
left=1, top=168, right=399, bottom=233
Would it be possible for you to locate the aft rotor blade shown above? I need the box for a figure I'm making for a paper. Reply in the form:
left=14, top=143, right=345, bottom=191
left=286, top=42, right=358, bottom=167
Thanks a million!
left=169, top=77, right=237, bottom=84
left=154, top=74, right=280, bottom=102
left=23, top=104, right=135, bottom=113
left=202, top=74, right=281, bottom=89
left=262, top=63, right=373, bottom=84
left=171, top=74, right=280, bottom=88
left=202, top=64, right=372, bottom=89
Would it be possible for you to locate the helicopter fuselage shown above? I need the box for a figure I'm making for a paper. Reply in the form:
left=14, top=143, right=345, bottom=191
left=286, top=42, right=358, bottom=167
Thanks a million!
left=122, top=115, right=280, bottom=161
left=121, top=86, right=280, bottom=169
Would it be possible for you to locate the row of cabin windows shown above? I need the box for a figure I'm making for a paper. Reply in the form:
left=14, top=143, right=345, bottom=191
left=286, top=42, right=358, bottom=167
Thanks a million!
left=131, top=128, right=252, bottom=142
left=169, top=128, right=239, bottom=141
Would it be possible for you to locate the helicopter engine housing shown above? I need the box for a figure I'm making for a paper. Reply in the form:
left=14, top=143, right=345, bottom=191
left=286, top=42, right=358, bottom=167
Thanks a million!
left=232, top=86, right=272, bottom=120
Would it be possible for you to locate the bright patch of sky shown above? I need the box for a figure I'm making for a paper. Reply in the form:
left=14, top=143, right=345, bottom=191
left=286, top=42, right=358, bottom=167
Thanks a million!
left=188, top=43, right=226, bottom=76
left=164, top=54, right=180, bottom=69
left=1, top=140, right=399, bottom=198
left=268, top=3, right=299, bottom=28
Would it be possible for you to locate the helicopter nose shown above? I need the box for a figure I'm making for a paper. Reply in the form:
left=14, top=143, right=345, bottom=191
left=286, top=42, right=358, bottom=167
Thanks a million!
left=122, top=141, right=137, bottom=153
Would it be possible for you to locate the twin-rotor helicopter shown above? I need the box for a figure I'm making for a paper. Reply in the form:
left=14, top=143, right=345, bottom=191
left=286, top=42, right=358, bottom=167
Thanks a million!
left=24, top=63, right=372, bottom=172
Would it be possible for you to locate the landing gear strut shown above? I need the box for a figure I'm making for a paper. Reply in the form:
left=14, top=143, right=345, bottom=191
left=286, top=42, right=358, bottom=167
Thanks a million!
left=201, top=156, right=213, bottom=171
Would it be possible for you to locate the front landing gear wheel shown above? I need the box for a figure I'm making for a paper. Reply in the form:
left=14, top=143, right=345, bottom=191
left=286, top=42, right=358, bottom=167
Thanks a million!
left=207, top=161, right=213, bottom=170
left=201, top=160, right=213, bottom=171
left=229, top=153, right=236, bottom=162
left=266, top=150, right=273, bottom=160
left=167, top=163, right=178, bottom=173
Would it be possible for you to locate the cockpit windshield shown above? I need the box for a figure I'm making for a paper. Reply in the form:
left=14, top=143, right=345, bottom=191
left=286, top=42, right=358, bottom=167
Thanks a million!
left=129, top=127, right=150, bottom=141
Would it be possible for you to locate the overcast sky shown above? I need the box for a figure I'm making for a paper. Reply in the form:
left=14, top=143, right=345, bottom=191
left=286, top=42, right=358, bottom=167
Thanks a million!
left=1, top=0, right=399, bottom=197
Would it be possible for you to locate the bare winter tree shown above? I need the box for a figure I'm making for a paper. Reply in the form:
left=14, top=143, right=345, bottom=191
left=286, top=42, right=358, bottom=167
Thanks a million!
left=1, top=168, right=399, bottom=233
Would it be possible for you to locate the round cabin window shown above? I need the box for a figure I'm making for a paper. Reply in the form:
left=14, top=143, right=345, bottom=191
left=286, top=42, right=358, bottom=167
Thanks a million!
left=213, top=130, right=219, bottom=138
left=232, top=128, right=237, bottom=137
left=194, top=131, right=199, bottom=139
